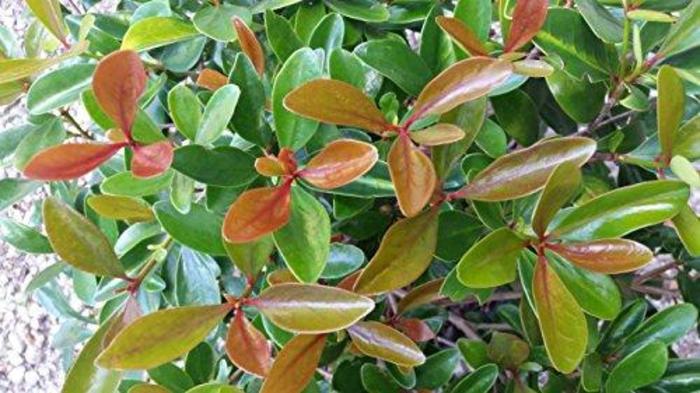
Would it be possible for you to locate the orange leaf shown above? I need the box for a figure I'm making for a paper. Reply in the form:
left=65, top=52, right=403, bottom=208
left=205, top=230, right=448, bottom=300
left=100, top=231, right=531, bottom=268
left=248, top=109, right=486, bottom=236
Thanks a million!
left=226, top=311, right=272, bottom=377
left=300, top=139, right=378, bottom=189
left=549, top=239, right=654, bottom=274
left=255, top=156, right=288, bottom=177
left=196, top=68, right=229, bottom=91
left=260, top=334, right=326, bottom=393
left=436, top=16, right=489, bottom=56
left=394, top=318, right=435, bottom=342
left=337, top=270, right=362, bottom=291
left=233, top=17, right=265, bottom=76
left=23, top=142, right=125, bottom=180
left=388, top=135, right=437, bottom=217
left=278, top=148, right=298, bottom=174
left=504, top=0, right=549, bottom=53
left=409, top=123, right=465, bottom=146
left=222, top=184, right=292, bottom=243
left=93, top=50, right=147, bottom=136
left=284, top=79, right=391, bottom=134
left=131, top=140, right=173, bottom=178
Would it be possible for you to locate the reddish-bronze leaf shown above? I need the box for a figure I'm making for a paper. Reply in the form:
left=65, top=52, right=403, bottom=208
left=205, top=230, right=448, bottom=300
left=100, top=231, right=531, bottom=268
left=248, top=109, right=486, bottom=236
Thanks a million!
left=549, top=239, right=654, bottom=274
left=93, top=50, right=147, bottom=136
left=409, top=123, right=465, bottom=146
left=23, top=142, right=125, bottom=180
left=283, top=79, right=391, bottom=134
left=337, top=270, right=362, bottom=291
left=436, top=16, right=489, bottom=56
left=196, top=68, right=229, bottom=91
left=504, top=0, right=549, bottom=53
left=388, top=135, right=437, bottom=217
left=300, top=139, right=378, bottom=189
left=277, top=148, right=298, bottom=174
left=226, top=311, right=272, bottom=377
left=131, top=140, right=174, bottom=178
left=222, top=184, right=292, bottom=243
left=396, top=278, right=445, bottom=315
left=233, top=17, right=265, bottom=76
left=255, top=156, right=287, bottom=177
left=103, top=295, right=142, bottom=348
left=394, top=318, right=435, bottom=342
left=267, top=268, right=299, bottom=285
left=348, top=321, right=426, bottom=367
left=409, top=58, right=512, bottom=123
left=260, top=334, right=326, bottom=393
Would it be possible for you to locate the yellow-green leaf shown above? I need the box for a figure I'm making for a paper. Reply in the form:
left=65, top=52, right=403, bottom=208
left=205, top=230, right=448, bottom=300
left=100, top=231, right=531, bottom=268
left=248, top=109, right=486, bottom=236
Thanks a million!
left=0, top=41, right=87, bottom=84
left=672, top=204, right=700, bottom=257
left=409, top=123, right=466, bottom=146
left=122, top=17, right=200, bottom=52
left=26, top=0, right=67, bottom=44
left=87, top=194, right=154, bottom=222
left=657, top=66, right=685, bottom=158
left=456, top=228, right=528, bottom=288
left=260, top=334, right=326, bottom=393
left=531, top=161, right=581, bottom=237
left=224, top=235, right=274, bottom=279
left=348, top=321, right=425, bottom=367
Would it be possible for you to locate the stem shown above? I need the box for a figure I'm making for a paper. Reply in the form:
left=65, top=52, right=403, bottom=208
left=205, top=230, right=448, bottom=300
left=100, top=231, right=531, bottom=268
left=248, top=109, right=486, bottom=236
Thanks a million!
left=128, top=237, right=173, bottom=292
left=59, top=108, right=94, bottom=140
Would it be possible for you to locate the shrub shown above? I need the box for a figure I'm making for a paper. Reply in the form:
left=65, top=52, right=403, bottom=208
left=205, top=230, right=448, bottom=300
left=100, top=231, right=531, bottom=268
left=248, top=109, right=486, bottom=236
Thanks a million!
left=2, top=0, right=700, bottom=392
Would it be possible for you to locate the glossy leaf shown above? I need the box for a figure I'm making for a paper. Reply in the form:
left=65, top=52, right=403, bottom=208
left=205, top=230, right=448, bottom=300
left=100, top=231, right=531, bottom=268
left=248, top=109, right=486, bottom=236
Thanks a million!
left=451, top=364, right=498, bottom=393
left=657, top=65, right=685, bottom=158
left=396, top=278, right=444, bottom=315
left=621, top=303, right=698, bottom=356
left=122, top=17, right=200, bottom=51
left=670, top=155, right=700, bottom=186
left=394, top=318, right=435, bottom=342
left=531, top=161, right=581, bottom=236
left=658, top=0, right=700, bottom=56
left=224, top=235, right=274, bottom=278
left=549, top=239, right=653, bottom=274
left=87, top=195, right=154, bottom=222
left=436, top=16, right=488, bottom=56
left=97, top=305, right=230, bottom=369
left=43, top=197, right=125, bottom=278
left=0, top=41, right=87, bottom=84
left=300, top=139, right=378, bottom=189
left=0, top=218, right=52, bottom=254
left=672, top=204, right=700, bottom=257
left=222, top=185, right=292, bottom=244
left=354, top=208, right=439, bottom=295
left=195, top=69, right=228, bottom=91
left=197, top=84, right=240, bottom=145
left=388, top=135, right=437, bottom=217
left=456, top=228, right=528, bottom=288
left=605, top=341, right=668, bottom=393
left=132, top=141, right=173, bottom=179
left=23, top=142, right=125, bottom=181
left=533, top=259, right=587, bottom=373
left=576, top=0, right=623, bottom=43
left=259, top=334, right=326, bottom=393
left=155, top=201, right=226, bottom=255
left=456, top=137, right=596, bottom=201
left=193, top=4, right=250, bottom=42
left=167, top=83, right=201, bottom=141
left=26, top=0, right=67, bottom=43
left=348, top=321, right=426, bottom=367
left=26, top=63, right=95, bottom=115
left=285, top=79, right=389, bottom=134
left=172, top=145, right=256, bottom=187
left=232, top=17, right=264, bottom=75
left=409, top=123, right=465, bottom=146
left=101, top=170, right=174, bottom=197
left=504, top=0, right=548, bottom=52
left=415, top=348, right=461, bottom=389
left=354, top=39, right=432, bottom=96
left=226, top=312, right=271, bottom=377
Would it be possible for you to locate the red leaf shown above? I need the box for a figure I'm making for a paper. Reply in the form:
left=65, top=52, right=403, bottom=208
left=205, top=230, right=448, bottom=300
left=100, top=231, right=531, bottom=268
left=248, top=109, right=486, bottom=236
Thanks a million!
left=222, top=184, right=293, bottom=243
left=226, top=311, right=272, bottom=377
left=233, top=17, right=265, bottom=76
left=23, top=142, right=125, bottom=180
left=131, top=140, right=174, bottom=178
left=394, top=318, right=435, bottom=342
left=92, top=50, right=147, bottom=136
left=196, top=68, right=229, bottom=91
left=504, top=0, right=549, bottom=53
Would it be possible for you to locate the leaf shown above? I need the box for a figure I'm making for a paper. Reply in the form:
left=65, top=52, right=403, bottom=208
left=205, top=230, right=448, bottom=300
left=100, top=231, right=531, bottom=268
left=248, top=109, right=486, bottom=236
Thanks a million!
left=224, top=235, right=274, bottom=278
left=605, top=341, right=668, bottom=393
left=101, top=170, right=174, bottom=197
left=490, top=89, right=540, bottom=146
left=533, top=258, right=587, bottom=373
left=172, top=145, right=257, bottom=187
left=657, top=65, right=685, bottom=158
left=284, top=79, right=389, bottom=134
left=512, top=59, right=554, bottom=77
left=196, top=84, right=240, bottom=144
left=229, top=53, right=267, bottom=146
left=167, top=83, right=201, bottom=141
left=436, top=16, right=488, bottom=56
left=504, top=0, right=548, bottom=52
left=43, top=197, right=125, bottom=278
left=670, top=155, right=700, bottom=186
left=457, top=137, right=596, bottom=201
left=672, top=204, right=700, bottom=257
left=0, top=178, right=40, bottom=212
left=23, top=142, right=125, bottom=181
left=487, top=332, right=530, bottom=369
left=273, top=185, right=330, bottom=283
left=222, top=185, right=292, bottom=244
left=27, top=63, right=95, bottom=115
left=132, top=141, right=174, bottom=179
left=387, top=135, right=437, bottom=217
left=154, top=201, right=226, bottom=255
left=186, top=383, right=242, bottom=393
left=348, top=321, right=425, bottom=367
left=415, top=348, right=460, bottom=389
left=598, top=299, right=648, bottom=355
left=659, top=0, right=700, bottom=57
left=272, top=48, right=323, bottom=150
left=576, top=0, right=624, bottom=43
left=456, top=228, right=528, bottom=288
left=26, top=0, right=67, bottom=43
left=196, top=68, right=229, bottom=91
left=361, top=363, right=401, bottom=393
left=409, top=123, right=465, bottom=146
left=394, top=318, right=435, bottom=342
left=309, top=13, right=345, bottom=61
left=93, top=50, right=147, bottom=135
left=0, top=218, right=52, bottom=254
left=354, top=39, right=432, bottom=96
left=450, top=364, right=498, bottom=393
left=259, top=334, right=326, bottom=393
left=325, top=0, right=390, bottom=22
left=96, top=305, right=231, bottom=369
left=226, top=312, right=272, bottom=377
left=232, top=17, right=264, bottom=75
left=531, top=161, right=581, bottom=237
left=193, top=4, right=251, bottom=42
left=396, top=278, right=444, bottom=314
left=549, top=239, right=653, bottom=274
left=354, top=208, right=439, bottom=295
left=621, top=303, right=698, bottom=356
left=300, top=139, right=378, bottom=189
left=409, top=57, right=512, bottom=122
left=122, top=17, right=200, bottom=51
left=252, top=283, right=374, bottom=334
left=550, top=180, right=690, bottom=242
left=87, top=194, right=154, bottom=222
left=0, top=41, right=87, bottom=84
left=545, top=69, right=606, bottom=123
left=264, top=10, right=303, bottom=62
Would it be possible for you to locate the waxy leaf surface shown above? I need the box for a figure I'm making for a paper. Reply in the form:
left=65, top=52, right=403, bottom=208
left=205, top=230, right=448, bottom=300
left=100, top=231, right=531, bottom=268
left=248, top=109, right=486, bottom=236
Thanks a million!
left=222, top=185, right=292, bottom=244
left=388, top=136, right=437, bottom=217
left=224, top=235, right=274, bottom=278
left=23, top=143, right=124, bottom=181
left=232, top=17, right=265, bottom=75
left=505, top=0, right=549, bottom=52
left=457, top=228, right=528, bottom=288
left=657, top=65, right=685, bottom=157
left=436, top=16, right=489, bottom=56
left=605, top=341, right=668, bottom=393
left=301, top=139, right=378, bottom=189
left=550, top=239, right=653, bottom=274
left=226, top=312, right=271, bottom=377
left=409, top=123, right=466, bottom=146
left=26, top=0, right=67, bottom=43
left=531, top=161, right=581, bottom=236
left=87, top=195, right=154, bottom=222
left=259, top=334, right=326, bottom=393
left=132, top=141, right=174, bottom=178
left=348, top=321, right=426, bottom=367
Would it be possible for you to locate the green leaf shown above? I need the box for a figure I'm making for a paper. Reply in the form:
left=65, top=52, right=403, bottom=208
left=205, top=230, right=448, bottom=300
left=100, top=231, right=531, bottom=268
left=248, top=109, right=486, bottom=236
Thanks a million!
left=97, top=305, right=230, bottom=370
left=224, top=235, right=274, bottom=279
left=273, top=185, right=330, bottom=283
left=329, top=48, right=382, bottom=98
left=576, top=0, right=624, bottom=43
left=659, top=0, right=700, bottom=56
left=154, top=201, right=225, bottom=256
left=272, top=48, right=323, bottom=150
left=657, top=66, right=685, bottom=158
left=0, top=41, right=87, bottom=84
left=670, top=155, right=700, bottom=186
left=360, top=363, right=400, bottom=393
left=354, top=208, right=439, bottom=295
left=490, top=89, right=540, bottom=146
left=0, top=218, right=52, bottom=254
left=435, top=210, right=482, bottom=262
left=27, top=63, right=95, bottom=115
left=675, top=114, right=700, bottom=161
left=321, top=243, right=365, bottom=279
left=531, top=161, right=581, bottom=237
left=550, top=180, right=690, bottom=242
left=487, top=332, right=530, bottom=369
left=457, top=338, right=490, bottom=369
left=533, top=259, right=587, bottom=373
left=186, top=383, right=242, bottom=393
left=456, top=228, right=528, bottom=288
left=148, top=363, right=194, bottom=393
left=122, top=17, right=200, bottom=51
left=192, top=4, right=251, bottom=42
left=415, top=348, right=460, bottom=389
left=196, top=84, right=240, bottom=144
left=253, top=283, right=374, bottom=334
left=605, top=341, right=668, bottom=393
left=672, top=204, right=700, bottom=257
left=167, top=83, right=201, bottom=141
left=229, top=53, right=267, bottom=146
left=0, top=178, right=41, bottom=212
left=43, top=197, right=125, bottom=277
left=545, top=69, right=606, bottom=123
left=581, top=353, right=602, bottom=392
left=348, top=321, right=425, bottom=367
left=621, top=303, right=698, bottom=356
left=264, top=10, right=303, bottom=62
left=102, top=170, right=175, bottom=197
left=171, top=145, right=256, bottom=187
left=354, top=39, right=432, bottom=96
left=14, top=116, right=66, bottom=170
left=324, top=0, right=390, bottom=22
left=451, top=364, right=498, bottom=393
left=309, top=13, right=345, bottom=57
left=598, top=299, right=647, bottom=355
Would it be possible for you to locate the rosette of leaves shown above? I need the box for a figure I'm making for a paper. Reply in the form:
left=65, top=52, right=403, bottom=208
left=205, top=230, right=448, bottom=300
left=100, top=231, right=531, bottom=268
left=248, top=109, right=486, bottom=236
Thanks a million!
left=2, top=0, right=700, bottom=392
